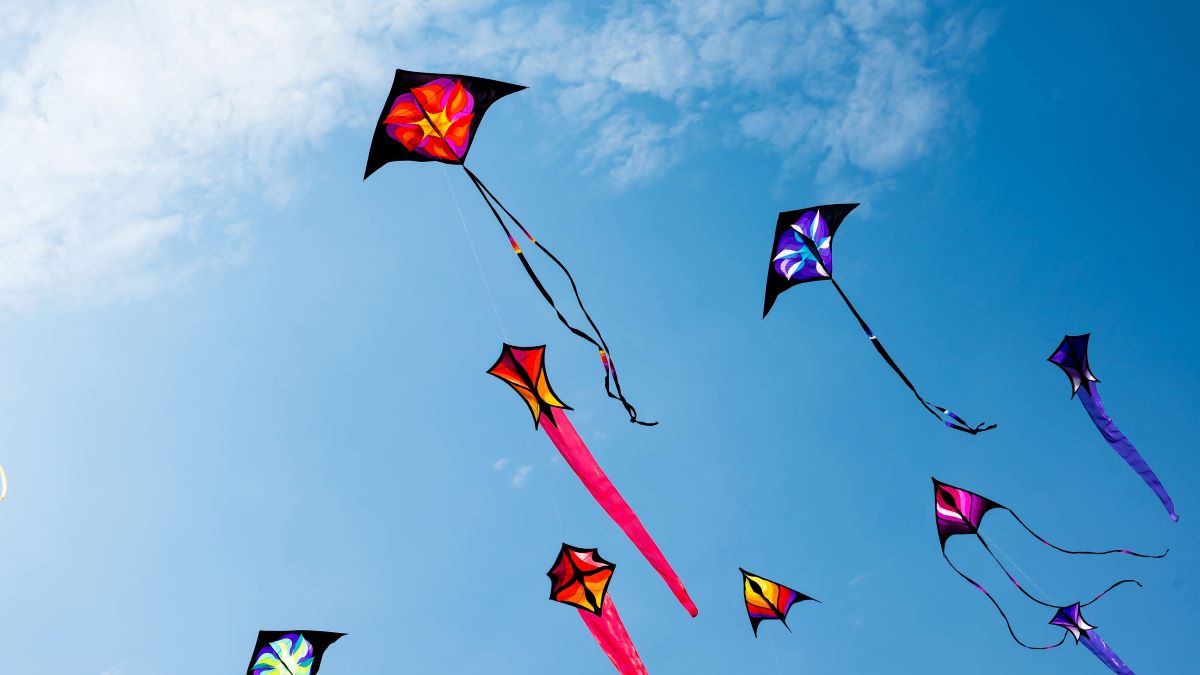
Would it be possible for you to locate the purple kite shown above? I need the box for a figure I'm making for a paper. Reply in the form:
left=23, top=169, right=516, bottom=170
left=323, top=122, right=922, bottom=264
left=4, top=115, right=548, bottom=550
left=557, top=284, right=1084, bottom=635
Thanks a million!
left=933, top=478, right=1163, bottom=653
left=762, top=204, right=994, bottom=434
left=1048, top=333, right=1178, bottom=521
left=1050, top=602, right=1135, bottom=674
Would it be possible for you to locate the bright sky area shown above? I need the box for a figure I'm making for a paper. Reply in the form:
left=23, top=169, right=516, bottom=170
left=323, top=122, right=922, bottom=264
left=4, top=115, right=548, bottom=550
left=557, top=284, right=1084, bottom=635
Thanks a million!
left=1, top=1, right=1196, bottom=673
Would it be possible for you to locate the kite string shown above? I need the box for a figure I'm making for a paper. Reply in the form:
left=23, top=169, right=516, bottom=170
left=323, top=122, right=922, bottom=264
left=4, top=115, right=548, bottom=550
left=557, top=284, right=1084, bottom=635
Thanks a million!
left=978, top=530, right=1053, bottom=601
left=442, top=166, right=507, bottom=339
left=766, top=634, right=784, bottom=675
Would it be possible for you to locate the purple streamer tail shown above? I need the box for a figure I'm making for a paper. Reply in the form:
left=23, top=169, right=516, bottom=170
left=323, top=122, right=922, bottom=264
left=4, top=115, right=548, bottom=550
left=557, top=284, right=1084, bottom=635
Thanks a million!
left=1080, top=631, right=1135, bottom=674
left=1079, top=387, right=1178, bottom=521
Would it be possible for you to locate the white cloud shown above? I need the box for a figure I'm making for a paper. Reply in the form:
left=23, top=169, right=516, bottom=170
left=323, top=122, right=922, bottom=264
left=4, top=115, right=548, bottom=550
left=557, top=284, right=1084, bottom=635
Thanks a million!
left=0, top=0, right=477, bottom=308
left=471, top=1, right=995, bottom=187
left=492, top=458, right=510, bottom=471
left=0, top=0, right=993, bottom=308
left=509, top=465, right=533, bottom=488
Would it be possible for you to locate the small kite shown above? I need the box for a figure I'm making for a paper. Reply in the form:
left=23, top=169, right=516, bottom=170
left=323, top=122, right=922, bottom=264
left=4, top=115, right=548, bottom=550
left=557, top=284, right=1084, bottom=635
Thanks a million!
left=489, top=344, right=697, bottom=617
left=762, top=204, right=994, bottom=434
left=740, top=568, right=818, bottom=636
left=245, top=630, right=344, bottom=675
left=0, top=463, right=7, bottom=501
left=1049, top=333, right=1178, bottom=521
left=548, top=544, right=647, bottom=674
left=934, top=478, right=1162, bottom=650
left=1050, top=602, right=1136, bottom=674
left=365, top=68, right=652, bottom=426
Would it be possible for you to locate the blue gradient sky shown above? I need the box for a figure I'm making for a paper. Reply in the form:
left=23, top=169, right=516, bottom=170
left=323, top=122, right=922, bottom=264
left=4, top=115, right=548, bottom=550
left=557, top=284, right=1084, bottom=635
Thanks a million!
left=1, top=2, right=1197, bottom=674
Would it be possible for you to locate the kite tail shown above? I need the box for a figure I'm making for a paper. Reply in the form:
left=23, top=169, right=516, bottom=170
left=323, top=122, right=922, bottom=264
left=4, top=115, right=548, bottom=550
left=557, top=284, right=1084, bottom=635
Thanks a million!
left=1081, top=579, right=1142, bottom=607
left=940, top=550, right=1066, bottom=650
left=579, top=597, right=649, bottom=675
left=1079, top=386, right=1178, bottom=521
left=542, top=407, right=697, bottom=617
left=828, top=278, right=995, bottom=435
left=464, top=166, right=655, bottom=426
left=1003, top=508, right=1168, bottom=559
left=1080, top=631, right=1135, bottom=674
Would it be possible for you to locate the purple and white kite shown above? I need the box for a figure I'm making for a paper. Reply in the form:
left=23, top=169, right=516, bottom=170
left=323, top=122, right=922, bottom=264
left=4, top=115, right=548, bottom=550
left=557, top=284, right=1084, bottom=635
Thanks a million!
left=762, top=204, right=995, bottom=434
left=1050, top=602, right=1135, bottom=674
left=1048, top=333, right=1178, bottom=521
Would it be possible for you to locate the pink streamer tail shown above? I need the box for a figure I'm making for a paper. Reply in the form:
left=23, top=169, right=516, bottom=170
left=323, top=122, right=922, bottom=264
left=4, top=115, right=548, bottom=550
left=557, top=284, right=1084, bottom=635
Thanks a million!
left=542, top=407, right=698, bottom=617
left=579, top=596, right=648, bottom=675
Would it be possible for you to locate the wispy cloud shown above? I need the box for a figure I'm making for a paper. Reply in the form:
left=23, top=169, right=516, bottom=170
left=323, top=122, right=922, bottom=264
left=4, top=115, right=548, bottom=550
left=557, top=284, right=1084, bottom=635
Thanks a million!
left=510, top=465, right=533, bottom=488
left=0, top=0, right=477, bottom=308
left=848, top=571, right=874, bottom=588
left=469, top=0, right=996, bottom=188
left=492, top=458, right=511, bottom=471
left=0, top=0, right=994, bottom=308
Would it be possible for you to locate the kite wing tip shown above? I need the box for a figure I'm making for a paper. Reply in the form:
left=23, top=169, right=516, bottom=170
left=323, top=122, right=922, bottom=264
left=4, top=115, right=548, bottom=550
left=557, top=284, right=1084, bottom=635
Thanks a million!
left=1170, top=513, right=1180, bottom=523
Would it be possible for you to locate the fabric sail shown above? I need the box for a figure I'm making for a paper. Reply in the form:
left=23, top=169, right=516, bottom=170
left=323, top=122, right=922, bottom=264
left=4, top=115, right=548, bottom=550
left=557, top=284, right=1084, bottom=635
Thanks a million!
left=547, top=544, right=647, bottom=675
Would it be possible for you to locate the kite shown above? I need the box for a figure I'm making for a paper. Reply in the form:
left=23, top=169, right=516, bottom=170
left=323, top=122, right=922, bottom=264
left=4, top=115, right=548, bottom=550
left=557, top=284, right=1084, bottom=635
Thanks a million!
left=1049, top=602, right=1136, bottom=674
left=933, top=478, right=1162, bottom=651
left=365, top=68, right=652, bottom=426
left=547, top=543, right=647, bottom=674
left=244, top=630, right=344, bottom=675
left=762, top=204, right=994, bottom=434
left=1048, top=333, right=1178, bottom=521
left=0, top=463, right=7, bottom=501
left=489, top=344, right=697, bottom=617
left=740, top=568, right=818, bottom=636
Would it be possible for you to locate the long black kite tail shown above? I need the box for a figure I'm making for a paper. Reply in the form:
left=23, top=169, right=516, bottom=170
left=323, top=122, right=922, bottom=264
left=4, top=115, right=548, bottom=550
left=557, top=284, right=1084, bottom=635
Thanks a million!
left=463, top=166, right=655, bottom=426
left=941, top=550, right=1066, bottom=651
left=827, top=277, right=995, bottom=434
left=1081, top=579, right=1142, bottom=607
left=1003, top=508, right=1168, bottom=559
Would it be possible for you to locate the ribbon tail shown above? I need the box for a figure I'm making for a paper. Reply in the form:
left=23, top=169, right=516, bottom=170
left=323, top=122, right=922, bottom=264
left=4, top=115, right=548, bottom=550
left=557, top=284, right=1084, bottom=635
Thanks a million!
left=1079, top=387, right=1178, bottom=521
left=1080, top=631, right=1135, bottom=675
left=542, top=407, right=697, bottom=617
left=578, top=597, right=648, bottom=675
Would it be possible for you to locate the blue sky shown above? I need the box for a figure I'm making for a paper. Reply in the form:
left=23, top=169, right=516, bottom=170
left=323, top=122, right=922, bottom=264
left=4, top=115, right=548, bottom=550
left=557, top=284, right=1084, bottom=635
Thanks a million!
left=1, top=1, right=1197, bottom=673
